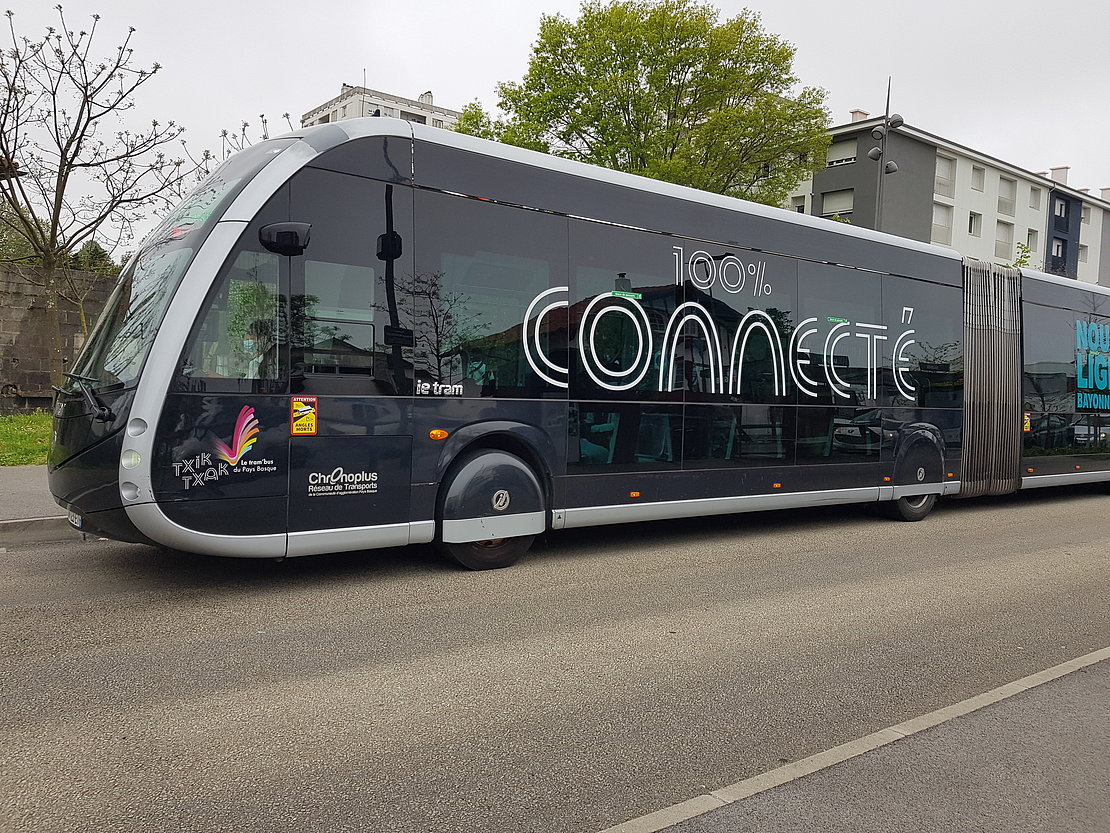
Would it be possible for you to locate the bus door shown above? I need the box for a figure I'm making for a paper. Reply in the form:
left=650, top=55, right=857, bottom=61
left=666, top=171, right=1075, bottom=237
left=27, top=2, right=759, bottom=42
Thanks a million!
left=283, top=165, right=416, bottom=540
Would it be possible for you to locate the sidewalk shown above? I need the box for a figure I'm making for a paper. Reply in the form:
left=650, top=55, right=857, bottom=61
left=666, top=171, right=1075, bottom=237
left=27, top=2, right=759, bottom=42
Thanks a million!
left=0, top=463, right=72, bottom=545
left=605, top=651, right=1110, bottom=833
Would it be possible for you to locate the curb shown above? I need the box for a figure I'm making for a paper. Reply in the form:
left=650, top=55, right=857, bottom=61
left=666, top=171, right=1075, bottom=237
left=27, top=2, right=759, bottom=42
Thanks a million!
left=0, top=516, right=78, bottom=547
left=598, top=647, right=1110, bottom=833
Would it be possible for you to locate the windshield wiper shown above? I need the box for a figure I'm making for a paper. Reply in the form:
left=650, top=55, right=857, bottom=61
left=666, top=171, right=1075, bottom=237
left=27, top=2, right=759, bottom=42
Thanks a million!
left=60, top=372, right=115, bottom=422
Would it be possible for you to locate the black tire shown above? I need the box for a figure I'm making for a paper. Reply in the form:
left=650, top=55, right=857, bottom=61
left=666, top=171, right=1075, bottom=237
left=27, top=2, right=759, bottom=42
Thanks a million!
left=881, top=492, right=937, bottom=521
left=436, top=448, right=543, bottom=570
left=437, top=534, right=535, bottom=570
left=881, top=446, right=940, bottom=522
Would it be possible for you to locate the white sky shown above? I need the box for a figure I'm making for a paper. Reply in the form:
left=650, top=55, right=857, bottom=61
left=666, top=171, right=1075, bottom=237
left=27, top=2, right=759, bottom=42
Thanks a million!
left=10, top=0, right=1110, bottom=201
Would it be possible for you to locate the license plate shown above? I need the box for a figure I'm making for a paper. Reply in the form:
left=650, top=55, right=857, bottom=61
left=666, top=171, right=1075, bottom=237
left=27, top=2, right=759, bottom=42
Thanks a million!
left=67, top=510, right=83, bottom=530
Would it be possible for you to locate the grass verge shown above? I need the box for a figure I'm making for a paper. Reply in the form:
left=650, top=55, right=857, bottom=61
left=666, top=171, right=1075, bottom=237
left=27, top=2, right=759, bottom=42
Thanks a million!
left=0, top=411, right=52, bottom=466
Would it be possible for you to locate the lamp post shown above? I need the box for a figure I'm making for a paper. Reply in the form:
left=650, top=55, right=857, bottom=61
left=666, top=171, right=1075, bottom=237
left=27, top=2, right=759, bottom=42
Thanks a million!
left=866, top=79, right=902, bottom=232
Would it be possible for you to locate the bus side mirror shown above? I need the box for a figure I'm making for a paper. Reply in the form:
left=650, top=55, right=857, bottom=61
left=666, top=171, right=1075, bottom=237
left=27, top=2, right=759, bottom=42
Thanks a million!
left=260, top=222, right=311, bottom=256
left=377, top=231, right=403, bottom=261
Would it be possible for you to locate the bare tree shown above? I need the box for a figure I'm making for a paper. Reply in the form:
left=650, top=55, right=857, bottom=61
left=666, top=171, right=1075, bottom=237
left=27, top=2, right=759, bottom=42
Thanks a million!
left=0, top=5, right=205, bottom=383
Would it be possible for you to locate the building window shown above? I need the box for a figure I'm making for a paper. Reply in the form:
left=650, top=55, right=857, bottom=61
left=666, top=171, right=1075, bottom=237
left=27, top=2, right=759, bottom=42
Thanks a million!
left=998, top=177, right=1016, bottom=216
left=1052, top=238, right=1065, bottom=258
left=1082, top=205, right=1091, bottom=224
left=968, top=211, right=982, bottom=237
left=432, top=119, right=444, bottom=128
left=1055, top=198, right=1068, bottom=218
left=826, top=139, right=857, bottom=167
left=932, top=203, right=953, bottom=245
left=1029, top=187, right=1041, bottom=210
left=791, top=196, right=806, bottom=213
left=971, top=166, right=985, bottom=191
left=1026, top=229, right=1038, bottom=252
left=820, top=189, right=854, bottom=218
left=934, top=155, right=956, bottom=198
left=995, top=221, right=1014, bottom=260
left=1079, top=244, right=1088, bottom=263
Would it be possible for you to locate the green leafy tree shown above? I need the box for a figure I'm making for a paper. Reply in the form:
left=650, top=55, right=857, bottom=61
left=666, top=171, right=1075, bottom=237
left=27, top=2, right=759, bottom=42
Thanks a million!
left=479, top=0, right=830, bottom=206
left=0, top=6, right=203, bottom=382
left=452, top=101, right=505, bottom=142
left=1010, top=241, right=1033, bottom=269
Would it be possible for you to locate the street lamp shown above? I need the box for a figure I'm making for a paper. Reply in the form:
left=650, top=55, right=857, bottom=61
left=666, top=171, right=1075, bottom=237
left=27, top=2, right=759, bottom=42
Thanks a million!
left=867, top=80, right=901, bottom=232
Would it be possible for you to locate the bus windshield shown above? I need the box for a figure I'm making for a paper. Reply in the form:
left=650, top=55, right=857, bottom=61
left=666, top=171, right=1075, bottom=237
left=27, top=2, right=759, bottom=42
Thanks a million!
left=68, top=138, right=297, bottom=392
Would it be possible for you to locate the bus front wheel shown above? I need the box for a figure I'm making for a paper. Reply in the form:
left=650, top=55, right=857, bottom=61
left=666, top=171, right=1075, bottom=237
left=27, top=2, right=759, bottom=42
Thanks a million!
left=437, top=534, right=536, bottom=571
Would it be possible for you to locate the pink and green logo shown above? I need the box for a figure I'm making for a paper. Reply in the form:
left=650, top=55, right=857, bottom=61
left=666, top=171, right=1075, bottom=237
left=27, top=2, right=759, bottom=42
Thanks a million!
left=214, top=405, right=260, bottom=465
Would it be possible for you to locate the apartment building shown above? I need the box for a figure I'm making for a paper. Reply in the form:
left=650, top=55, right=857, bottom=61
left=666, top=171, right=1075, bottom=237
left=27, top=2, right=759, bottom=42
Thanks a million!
left=787, top=113, right=1110, bottom=284
left=301, top=84, right=461, bottom=130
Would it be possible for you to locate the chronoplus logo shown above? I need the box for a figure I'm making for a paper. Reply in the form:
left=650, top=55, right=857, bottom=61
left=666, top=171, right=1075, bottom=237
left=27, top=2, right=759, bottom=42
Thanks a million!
left=307, top=467, right=379, bottom=497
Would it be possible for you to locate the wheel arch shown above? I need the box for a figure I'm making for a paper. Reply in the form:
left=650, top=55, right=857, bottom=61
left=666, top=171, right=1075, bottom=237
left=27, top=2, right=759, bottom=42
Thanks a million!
left=434, top=420, right=556, bottom=508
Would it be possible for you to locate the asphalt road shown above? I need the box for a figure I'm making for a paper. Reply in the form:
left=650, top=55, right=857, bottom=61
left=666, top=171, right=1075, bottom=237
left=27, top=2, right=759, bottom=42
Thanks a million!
left=1, top=486, right=1108, bottom=833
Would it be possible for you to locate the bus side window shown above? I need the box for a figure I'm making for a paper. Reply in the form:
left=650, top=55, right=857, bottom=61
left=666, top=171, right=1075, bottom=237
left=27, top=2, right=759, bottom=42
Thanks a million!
left=178, top=250, right=283, bottom=390
left=287, top=167, right=413, bottom=396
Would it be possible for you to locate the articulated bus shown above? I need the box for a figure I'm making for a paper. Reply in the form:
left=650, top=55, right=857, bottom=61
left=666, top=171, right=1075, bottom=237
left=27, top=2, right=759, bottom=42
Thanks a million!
left=49, top=118, right=1110, bottom=569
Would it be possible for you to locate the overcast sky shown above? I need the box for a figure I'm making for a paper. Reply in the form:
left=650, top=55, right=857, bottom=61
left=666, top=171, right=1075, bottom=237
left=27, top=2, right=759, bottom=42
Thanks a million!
left=10, top=0, right=1110, bottom=200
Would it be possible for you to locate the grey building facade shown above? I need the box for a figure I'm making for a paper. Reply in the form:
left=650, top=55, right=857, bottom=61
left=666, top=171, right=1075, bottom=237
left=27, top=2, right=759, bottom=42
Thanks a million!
left=788, top=114, right=1110, bottom=285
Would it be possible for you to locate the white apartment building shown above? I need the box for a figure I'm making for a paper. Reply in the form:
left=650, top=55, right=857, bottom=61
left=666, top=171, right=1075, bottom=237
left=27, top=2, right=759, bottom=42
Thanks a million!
left=301, top=85, right=462, bottom=130
left=788, top=113, right=1110, bottom=285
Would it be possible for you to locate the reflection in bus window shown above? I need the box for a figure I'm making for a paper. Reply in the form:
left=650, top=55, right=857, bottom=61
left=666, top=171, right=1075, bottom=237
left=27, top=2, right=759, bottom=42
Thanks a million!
left=414, top=191, right=567, bottom=397
left=571, top=405, right=681, bottom=470
left=182, top=250, right=282, bottom=384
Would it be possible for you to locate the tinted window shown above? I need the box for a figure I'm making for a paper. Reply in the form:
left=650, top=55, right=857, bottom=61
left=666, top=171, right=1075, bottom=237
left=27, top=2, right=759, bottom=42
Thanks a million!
left=413, top=190, right=568, bottom=398
left=882, top=276, right=963, bottom=407
left=796, top=262, right=882, bottom=406
left=288, top=168, right=414, bottom=396
left=73, top=139, right=296, bottom=392
left=569, top=221, right=680, bottom=402
left=682, top=404, right=791, bottom=467
left=569, top=403, right=682, bottom=471
left=175, top=193, right=289, bottom=395
left=679, top=248, right=798, bottom=405
left=1022, top=302, right=1078, bottom=413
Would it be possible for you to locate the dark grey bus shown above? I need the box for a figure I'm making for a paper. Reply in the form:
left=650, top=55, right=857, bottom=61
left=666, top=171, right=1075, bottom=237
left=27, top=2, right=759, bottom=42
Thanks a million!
left=48, top=118, right=1110, bottom=568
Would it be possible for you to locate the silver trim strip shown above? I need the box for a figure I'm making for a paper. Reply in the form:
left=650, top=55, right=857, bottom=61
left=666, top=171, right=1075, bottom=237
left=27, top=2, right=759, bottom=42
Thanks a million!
left=1021, top=471, right=1110, bottom=489
left=942, top=480, right=963, bottom=496
left=287, top=522, right=411, bottom=557
left=891, top=483, right=945, bottom=499
left=127, top=503, right=286, bottom=558
left=561, top=487, right=881, bottom=529
left=442, top=511, right=546, bottom=543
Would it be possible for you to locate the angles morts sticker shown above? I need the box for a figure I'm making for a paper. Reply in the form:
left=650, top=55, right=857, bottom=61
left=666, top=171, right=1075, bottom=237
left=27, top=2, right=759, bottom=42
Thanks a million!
left=291, top=396, right=318, bottom=436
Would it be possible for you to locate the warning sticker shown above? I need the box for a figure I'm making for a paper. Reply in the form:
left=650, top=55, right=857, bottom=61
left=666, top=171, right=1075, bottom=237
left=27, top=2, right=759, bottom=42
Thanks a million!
left=291, top=396, right=318, bottom=435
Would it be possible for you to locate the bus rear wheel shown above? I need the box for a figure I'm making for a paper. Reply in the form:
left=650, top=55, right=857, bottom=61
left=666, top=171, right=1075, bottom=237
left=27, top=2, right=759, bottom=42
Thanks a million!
left=882, top=447, right=940, bottom=521
left=438, top=534, right=535, bottom=571
left=882, top=492, right=936, bottom=522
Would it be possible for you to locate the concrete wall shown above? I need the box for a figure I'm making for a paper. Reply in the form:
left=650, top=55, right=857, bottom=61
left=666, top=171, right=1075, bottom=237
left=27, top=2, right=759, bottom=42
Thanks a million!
left=0, top=266, right=111, bottom=413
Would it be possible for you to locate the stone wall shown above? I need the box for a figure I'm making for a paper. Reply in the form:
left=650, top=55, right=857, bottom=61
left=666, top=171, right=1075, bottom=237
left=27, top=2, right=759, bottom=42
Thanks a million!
left=0, top=266, right=112, bottom=413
